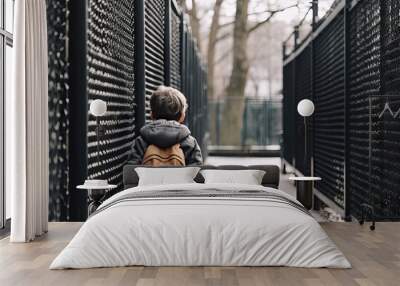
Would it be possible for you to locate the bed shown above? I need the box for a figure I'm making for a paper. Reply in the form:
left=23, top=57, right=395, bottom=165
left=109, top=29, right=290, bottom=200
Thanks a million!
left=50, top=165, right=350, bottom=269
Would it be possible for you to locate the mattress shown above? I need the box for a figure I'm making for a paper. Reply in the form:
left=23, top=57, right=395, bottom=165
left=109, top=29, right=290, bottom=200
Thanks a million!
left=50, top=183, right=351, bottom=269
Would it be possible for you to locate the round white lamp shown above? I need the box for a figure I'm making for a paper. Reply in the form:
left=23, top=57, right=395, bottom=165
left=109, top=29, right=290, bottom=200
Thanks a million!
left=89, top=99, right=107, bottom=170
left=297, top=99, right=315, bottom=177
left=297, top=99, right=315, bottom=117
left=90, top=99, right=107, bottom=117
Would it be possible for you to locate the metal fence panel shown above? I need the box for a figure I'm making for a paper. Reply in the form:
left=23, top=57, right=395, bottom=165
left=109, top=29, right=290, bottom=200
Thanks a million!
left=182, top=29, right=208, bottom=153
left=144, top=0, right=166, bottom=121
left=282, top=61, right=295, bottom=166
left=86, top=0, right=136, bottom=199
left=47, top=0, right=70, bottom=221
left=210, top=98, right=281, bottom=147
left=379, top=0, right=400, bottom=218
left=283, top=0, right=400, bottom=220
left=313, top=10, right=346, bottom=208
left=294, top=46, right=312, bottom=175
left=348, top=0, right=382, bottom=219
left=170, top=6, right=182, bottom=89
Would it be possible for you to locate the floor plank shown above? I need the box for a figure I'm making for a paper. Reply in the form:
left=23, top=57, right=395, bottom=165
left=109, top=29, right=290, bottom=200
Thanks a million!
left=1, top=222, right=400, bottom=285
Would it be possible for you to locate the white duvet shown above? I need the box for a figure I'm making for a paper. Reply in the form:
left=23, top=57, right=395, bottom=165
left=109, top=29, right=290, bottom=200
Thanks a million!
left=50, top=183, right=351, bottom=269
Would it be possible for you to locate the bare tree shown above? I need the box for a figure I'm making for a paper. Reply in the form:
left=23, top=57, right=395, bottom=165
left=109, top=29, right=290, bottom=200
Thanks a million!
left=177, top=0, right=186, bottom=8
left=206, top=0, right=225, bottom=144
left=220, top=0, right=298, bottom=145
left=186, top=0, right=202, bottom=53
left=220, top=0, right=249, bottom=145
left=181, top=0, right=298, bottom=145
left=207, top=0, right=224, bottom=100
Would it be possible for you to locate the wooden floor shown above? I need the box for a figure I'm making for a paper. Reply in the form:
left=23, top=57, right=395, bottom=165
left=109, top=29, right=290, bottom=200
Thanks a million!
left=0, top=223, right=399, bottom=286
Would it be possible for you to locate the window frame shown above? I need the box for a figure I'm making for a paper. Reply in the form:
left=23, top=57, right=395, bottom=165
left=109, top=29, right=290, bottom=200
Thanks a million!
left=0, top=0, right=14, bottom=232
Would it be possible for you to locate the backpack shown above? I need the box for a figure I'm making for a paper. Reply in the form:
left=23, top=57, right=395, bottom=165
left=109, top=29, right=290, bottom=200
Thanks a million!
left=142, top=144, right=186, bottom=166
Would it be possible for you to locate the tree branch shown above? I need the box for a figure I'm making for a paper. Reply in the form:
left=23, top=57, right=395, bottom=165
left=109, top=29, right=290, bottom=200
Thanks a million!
left=247, top=7, right=296, bottom=17
left=213, top=31, right=231, bottom=44
left=218, top=4, right=299, bottom=31
left=218, top=20, right=235, bottom=29
left=214, top=50, right=231, bottom=65
left=247, top=4, right=299, bottom=34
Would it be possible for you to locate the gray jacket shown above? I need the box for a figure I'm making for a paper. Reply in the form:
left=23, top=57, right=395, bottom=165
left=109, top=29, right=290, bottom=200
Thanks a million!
left=128, top=120, right=203, bottom=166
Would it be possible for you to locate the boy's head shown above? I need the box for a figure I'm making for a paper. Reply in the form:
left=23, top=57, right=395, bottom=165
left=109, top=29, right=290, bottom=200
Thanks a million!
left=150, top=86, right=188, bottom=123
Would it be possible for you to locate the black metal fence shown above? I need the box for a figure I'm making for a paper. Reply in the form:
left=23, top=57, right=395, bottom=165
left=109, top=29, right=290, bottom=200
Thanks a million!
left=209, top=98, right=282, bottom=148
left=182, top=27, right=208, bottom=154
left=47, top=0, right=207, bottom=221
left=86, top=0, right=137, bottom=206
left=282, top=0, right=400, bottom=221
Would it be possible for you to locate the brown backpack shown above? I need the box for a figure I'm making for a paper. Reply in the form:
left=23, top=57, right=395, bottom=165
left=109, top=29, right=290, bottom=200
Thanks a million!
left=142, top=144, right=186, bottom=166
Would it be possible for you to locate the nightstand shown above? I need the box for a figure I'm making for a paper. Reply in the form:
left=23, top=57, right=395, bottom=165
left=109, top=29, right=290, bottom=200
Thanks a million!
left=288, top=176, right=321, bottom=210
left=77, top=181, right=117, bottom=216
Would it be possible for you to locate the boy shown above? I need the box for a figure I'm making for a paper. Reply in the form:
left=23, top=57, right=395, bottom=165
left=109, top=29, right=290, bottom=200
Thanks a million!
left=129, top=86, right=203, bottom=166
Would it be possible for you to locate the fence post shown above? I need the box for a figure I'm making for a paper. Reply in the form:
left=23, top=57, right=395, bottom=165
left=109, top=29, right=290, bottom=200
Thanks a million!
left=265, top=99, right=269, bottom=146
left=310, top=1, right=318, bottom=178
left=293, top=27, right=299, bottom=168
left=242, top=98, right=249, bottom=146
left=294, top=26, right=299, bottom=49
left=216, top=101, right=221, bottom=146
left=282, top=42, right=287, bottom=59
left=312, top=0, right=319, bottom=30
left=292, top=31, right=297, bottom=168
left=68, top=0, right=88, bottom=221
left=343, top=0, right=351, bottom=221
left=179, top=12, right=185, bottom=92
left=134, top=0, right=146, bottom=134
left=164, top=0, right=171, bottom=86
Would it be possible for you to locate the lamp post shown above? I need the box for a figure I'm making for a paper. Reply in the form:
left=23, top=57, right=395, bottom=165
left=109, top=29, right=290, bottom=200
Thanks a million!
left=289, top=99, right=319, bottom=210
left=89, top=99, right=107, bottom=168
left=76, top=100, right=111, bottom=216
left=297, top=99, right=315, bottom=176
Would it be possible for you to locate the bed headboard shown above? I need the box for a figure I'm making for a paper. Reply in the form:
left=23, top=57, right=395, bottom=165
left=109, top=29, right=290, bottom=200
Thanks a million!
left=123, top=165, right=280, bottom=189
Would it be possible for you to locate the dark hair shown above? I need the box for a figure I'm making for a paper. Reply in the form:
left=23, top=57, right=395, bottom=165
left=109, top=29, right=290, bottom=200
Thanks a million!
left=150, top=86, right=188, bottom=121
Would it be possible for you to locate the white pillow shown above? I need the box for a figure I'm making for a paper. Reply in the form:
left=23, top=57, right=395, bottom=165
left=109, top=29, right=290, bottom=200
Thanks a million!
left=135, top=167, right=200, bottom=186
left=200, top=169, right=266, bottom=185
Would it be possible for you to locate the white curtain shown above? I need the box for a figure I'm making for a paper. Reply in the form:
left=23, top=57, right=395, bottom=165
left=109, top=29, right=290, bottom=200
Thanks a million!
left=8, top=0, right=49, bottom=242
